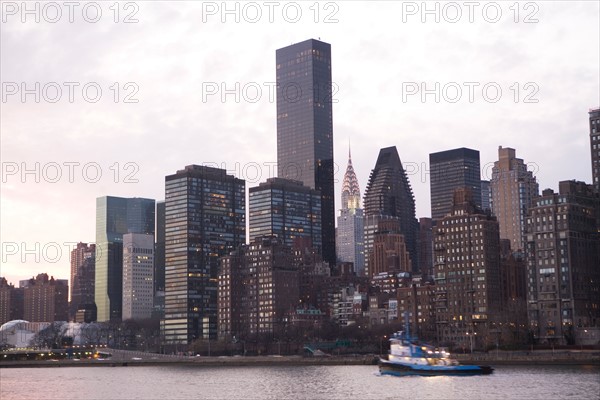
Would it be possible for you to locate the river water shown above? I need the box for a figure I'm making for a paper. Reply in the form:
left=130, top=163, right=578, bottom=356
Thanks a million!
left=1, top=364, right=598, bottom=400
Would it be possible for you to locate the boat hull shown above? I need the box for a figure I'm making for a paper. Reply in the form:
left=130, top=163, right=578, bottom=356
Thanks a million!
left=379, top=359, right=494, bottom=377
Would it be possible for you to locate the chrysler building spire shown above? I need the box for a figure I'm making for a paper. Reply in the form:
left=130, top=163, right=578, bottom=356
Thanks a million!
left=342, top=141, right=361, bottom=210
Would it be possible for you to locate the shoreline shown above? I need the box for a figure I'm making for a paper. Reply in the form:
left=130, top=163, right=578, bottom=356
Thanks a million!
left=2, top=355, right=599, bottom=369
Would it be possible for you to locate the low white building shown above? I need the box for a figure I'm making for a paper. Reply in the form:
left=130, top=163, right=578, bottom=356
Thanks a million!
left=0, top=320, right=48, bottom=348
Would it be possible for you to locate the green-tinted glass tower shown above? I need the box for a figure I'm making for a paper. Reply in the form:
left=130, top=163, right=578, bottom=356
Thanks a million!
left=95, top=196, right=155, bottom=322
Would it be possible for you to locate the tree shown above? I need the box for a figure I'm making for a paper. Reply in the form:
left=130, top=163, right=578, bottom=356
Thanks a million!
left=31, top=322, right=67, bottom=349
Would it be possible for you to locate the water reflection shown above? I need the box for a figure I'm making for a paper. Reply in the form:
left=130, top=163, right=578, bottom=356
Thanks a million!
left=1, top=365, right=598, bottom=400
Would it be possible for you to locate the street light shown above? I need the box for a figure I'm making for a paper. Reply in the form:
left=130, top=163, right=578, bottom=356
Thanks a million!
left=466, top=332, right=477, bottom=353
left=380, top=335, right=387, bottom=356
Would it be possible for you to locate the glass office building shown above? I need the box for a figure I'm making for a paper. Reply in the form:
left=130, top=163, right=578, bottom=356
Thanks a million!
left=276, top=38, right=335, bottom=264
left=249, top=178, right=321, bottom=251
left=95, top=196, right=155, bottom=322
left=429, top=147, right=481, bottom=222
left=162, top=165, right=245, bottom=345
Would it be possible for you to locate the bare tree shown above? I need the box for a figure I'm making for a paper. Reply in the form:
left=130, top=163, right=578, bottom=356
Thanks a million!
left=31, top=322, right=67, bottom=349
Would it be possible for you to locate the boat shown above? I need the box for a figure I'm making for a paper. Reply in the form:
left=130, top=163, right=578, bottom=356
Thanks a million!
left=378, top=323, right=494, bottom=377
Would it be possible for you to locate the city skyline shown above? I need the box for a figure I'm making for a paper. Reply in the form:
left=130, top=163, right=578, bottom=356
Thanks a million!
left=2, top=2, right=599, bottom=286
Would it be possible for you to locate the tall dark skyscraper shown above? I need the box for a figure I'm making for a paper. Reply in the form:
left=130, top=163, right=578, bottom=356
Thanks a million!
left=155, top=201, right=166, bottom=294
left=429, top=147, right=481, bottom=221
left=249, top=178, right=322, bottom=250
left=162, top=165, right=245, bottom=344
left=363, top=146, right=418, bottom=274
left=95, top=196, right=155, bottom=322
left=276, top=39, right=335, bottom=265
left=590, top=108, right=600, bottom=193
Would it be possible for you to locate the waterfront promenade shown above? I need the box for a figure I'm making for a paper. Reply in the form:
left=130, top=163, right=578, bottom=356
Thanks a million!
left=1, top=348, right=599, bottom=368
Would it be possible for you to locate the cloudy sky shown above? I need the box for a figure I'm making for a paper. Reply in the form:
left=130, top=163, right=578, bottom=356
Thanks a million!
left=1, top=1, right=599, bottom=286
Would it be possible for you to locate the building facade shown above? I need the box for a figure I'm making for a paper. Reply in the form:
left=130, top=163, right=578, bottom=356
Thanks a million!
left=490, top=146, right=539, bottom=252
left=162, top=165, right=245, bottom=345
left=430, top=148, right=481, bottom=221
left=499, top=240, right=527, bottom=301
left=153, top=201, right=166, bottom=319
left=249, top=178, right=321, bottom=251
left=336, top=146, right=365, bottom=274
left=418, top=217, right=434, bottom=278
left=526, top=181, right=600, bottom=345
left=276, top=38, right=335, bottom=265
left=363, top=146, right=418, bottom=275
left=0, top=278, right=24, bottom=325
left=369, top=219, right=413, bottom=278
left=0, top=278, right=12, bottom=325
left=23, top=274, right=69, bottom=322
left=155, top=201, right=166, bottom=294
left=433, top=188, right=502, bottom=349
left=122, top=233, right=155, bottom=320
left=95, top=196, right=155, bottom=321
left=218, top=236, right=299, bottom=339
left=590, top=108, right=600, bottom=192
left=481, top=180, right=491, bottom=213
left=397, top=277, right=437, bottom=341
left=70, top=242, right=96, bottom=319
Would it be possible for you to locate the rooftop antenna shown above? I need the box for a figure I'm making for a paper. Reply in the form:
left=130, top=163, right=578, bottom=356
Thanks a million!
left=348, top=138, right=351, bottom=159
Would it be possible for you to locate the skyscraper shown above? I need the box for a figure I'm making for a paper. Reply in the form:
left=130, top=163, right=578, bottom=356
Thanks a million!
left=162, top=165, right=245, bottom=344
left=122, top=233, right=154, bottom=320
left=363, top=146, right=418, bottom=275
left=336, top=145, right=365, bottom=274
left=433, top=188, right=502, bottom=349
left=526, top=181, right=600, bottom=345
left=153, top=201, right=166, bottom=319
left=590, top=108, right=600, bottom=193
left=276, top=38, right=335, bottom=265
left=249, top=178, right=321, bottom=250
left=490, top=146, right=539, bottom=252
left=70, top=242, right=96, bottom=319
left=95, top=196, right=155, bottom=322
left=429, top=148, right=481, bottom=221
left=155, top=201, right=166, bottom=294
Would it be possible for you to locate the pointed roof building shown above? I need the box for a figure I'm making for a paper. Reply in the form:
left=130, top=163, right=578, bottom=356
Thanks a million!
left=342, top=143, right=361, bottom=210
left=363, top=146, right=419, bottom=271
left=336, top=141, right=365, bottom=275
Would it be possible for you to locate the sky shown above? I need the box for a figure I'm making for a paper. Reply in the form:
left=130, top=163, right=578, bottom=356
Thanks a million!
left=1, top=1, right=599, bottom=286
